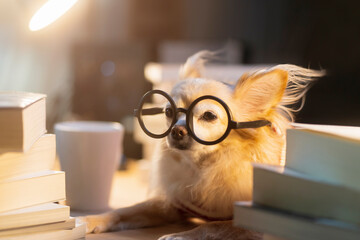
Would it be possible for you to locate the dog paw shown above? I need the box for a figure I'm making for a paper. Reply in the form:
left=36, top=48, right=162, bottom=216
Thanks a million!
left=77, top=214, right=115, bottom=234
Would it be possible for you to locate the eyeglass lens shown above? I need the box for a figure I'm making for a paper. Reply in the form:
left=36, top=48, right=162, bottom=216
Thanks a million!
left=140, top=92, right=173, bottom=136
left=188, top=98, right=229, bottom=142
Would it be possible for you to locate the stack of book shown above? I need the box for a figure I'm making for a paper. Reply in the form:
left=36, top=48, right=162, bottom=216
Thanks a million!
left=0, top=92, right=85, bottom=240
left=234, top=123, right=360, bottom=240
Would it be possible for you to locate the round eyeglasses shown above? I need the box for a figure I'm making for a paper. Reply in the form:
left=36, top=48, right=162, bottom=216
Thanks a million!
left=134, top=90, right=271, bottom=145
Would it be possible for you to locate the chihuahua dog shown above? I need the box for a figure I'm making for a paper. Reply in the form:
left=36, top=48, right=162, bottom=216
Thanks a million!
left=82, top=51, right=324, bottom=239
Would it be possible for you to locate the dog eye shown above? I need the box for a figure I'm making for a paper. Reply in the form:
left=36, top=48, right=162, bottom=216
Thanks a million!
left=200, top=111, right=217, bottom=121
left=165, top=107, right=174, bottom=118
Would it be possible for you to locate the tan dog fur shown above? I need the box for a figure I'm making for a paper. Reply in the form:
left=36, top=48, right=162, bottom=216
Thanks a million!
left=82, top=51, right=324, bottom=239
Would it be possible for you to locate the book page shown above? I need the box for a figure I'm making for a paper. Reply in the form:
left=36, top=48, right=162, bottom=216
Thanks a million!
left=291, top=123, right=360, bottom=142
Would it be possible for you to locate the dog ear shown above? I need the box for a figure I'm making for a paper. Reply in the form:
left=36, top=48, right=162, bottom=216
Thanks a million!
left=179, top=50, right=215, bottom=80
left=235, top=65, right=325, bottom=119
left=234, top=69, right=288, bottom=115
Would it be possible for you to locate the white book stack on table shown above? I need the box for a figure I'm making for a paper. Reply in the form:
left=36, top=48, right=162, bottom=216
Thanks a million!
left=234, top=123, right=360, bottom=240
left=0, top=92, right=85, bottom=240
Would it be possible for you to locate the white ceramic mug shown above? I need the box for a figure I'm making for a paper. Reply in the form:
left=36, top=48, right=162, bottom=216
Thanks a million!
left=55, top=121, right=124, bottom=212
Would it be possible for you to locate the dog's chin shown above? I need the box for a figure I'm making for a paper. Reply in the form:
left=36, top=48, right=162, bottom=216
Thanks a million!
left=171, top=143, right=189, bottom=151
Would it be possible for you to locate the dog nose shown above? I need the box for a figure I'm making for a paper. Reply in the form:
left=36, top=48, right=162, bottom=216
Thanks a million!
left=171, top=125, right=188, bottom=140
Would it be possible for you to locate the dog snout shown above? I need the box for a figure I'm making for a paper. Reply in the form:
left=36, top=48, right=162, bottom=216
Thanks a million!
left=171, top=125, right=188, bottom=140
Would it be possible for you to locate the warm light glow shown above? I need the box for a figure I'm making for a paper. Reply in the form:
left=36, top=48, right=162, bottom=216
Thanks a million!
left=144, top=63, right=162, bottom=84
left=29, top=0, right=78, bottom=31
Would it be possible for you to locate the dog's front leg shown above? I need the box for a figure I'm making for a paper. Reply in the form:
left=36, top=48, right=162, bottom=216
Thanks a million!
left=82, top=198, right=183, bottom=234
left=159, top=220, right=262, bottom=240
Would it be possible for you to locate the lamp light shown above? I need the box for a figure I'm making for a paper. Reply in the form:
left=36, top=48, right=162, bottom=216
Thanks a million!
left=29, top=0, right=78, bottom=31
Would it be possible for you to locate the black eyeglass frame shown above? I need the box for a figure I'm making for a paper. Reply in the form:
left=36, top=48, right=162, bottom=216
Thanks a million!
left=134, top=89, right=271, bottom=145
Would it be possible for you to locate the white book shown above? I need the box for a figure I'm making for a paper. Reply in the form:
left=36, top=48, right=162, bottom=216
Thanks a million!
left=286, top=123, right=360, bottom=191
left=0, top=171, right=65, bottom=213
left=0, top=134, right=55, bottom=181
left=144, top=63, right=273, bottom=84
left=0, top=92, right=46, bottom=152
left=0, top=220, right=85, bottom=240
left=234, top=201, right=360, bottom=240
left=158, top=40, right=242, bottom=63
left=0, top=217, right=75, bottom=237
left=252, top=164, right=360, bottom=225
left=0, top=203, right=69, bottom=230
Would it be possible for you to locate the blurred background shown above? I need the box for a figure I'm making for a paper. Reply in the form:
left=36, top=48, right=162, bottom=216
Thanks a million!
left=1, top=0, right=359, bottom=160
